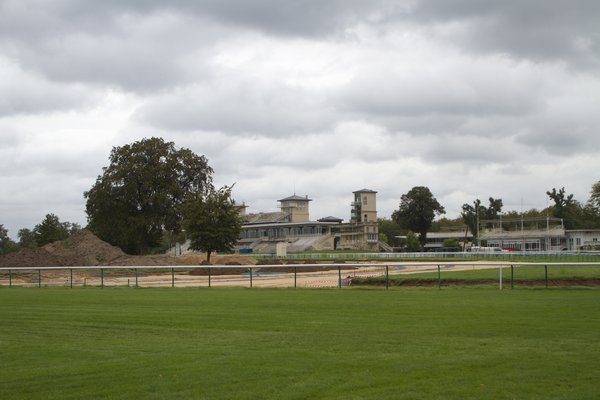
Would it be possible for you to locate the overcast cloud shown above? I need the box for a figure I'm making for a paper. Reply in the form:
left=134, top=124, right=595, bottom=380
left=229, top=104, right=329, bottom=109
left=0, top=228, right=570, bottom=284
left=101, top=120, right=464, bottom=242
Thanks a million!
left=1, top=0, right=600, bottom=238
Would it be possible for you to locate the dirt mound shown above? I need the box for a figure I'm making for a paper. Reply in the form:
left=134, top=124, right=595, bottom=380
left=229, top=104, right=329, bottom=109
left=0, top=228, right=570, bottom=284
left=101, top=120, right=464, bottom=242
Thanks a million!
left=0, top=230, right=258, bottom=268
left=0, top=230, right=126, bottom=267
left=43, top=229, right=126, bottom=265
left=103, top=253, right=258, bottom=267
left=0, top=247, right=67, bottom=268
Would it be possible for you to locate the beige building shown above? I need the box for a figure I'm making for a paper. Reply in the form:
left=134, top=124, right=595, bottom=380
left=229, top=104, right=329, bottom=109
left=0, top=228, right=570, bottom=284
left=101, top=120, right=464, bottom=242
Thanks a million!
left=340, top=189, right=379, bottom=251
left=278, top=195, right=311, bottom=222
left=351, top=189, right=377, bottom=223
left=237, top=189, right=380, bottom=253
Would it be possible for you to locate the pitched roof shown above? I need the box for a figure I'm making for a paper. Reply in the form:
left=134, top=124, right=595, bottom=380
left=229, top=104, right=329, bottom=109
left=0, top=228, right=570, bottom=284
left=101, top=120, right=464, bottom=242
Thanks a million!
left=278, top=194, right=312, bottom=202
left=317, top=216, right=344, bottom=223
left=353, top=188, right=377, bottom=194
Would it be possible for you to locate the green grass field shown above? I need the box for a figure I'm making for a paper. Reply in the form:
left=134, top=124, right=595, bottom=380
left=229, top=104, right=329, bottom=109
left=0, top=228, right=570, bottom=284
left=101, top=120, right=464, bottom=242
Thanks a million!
left=353, top=265, right=600, bottom=287
left=1, top=287, right=599, bottom=399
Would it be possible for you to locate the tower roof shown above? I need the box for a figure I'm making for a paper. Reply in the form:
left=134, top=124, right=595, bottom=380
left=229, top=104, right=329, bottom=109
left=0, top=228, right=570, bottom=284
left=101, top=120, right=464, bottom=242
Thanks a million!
left=278, top=194, right=312, bottom=202
left=353, top=188, right=377, bottom=194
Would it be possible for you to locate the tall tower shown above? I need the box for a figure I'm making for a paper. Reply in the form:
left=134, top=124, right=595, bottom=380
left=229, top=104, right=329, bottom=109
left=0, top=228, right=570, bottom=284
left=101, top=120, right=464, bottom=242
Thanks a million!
left=351, top=189, right=377, bottom=223
left=278, top=194, right=311, bottom=222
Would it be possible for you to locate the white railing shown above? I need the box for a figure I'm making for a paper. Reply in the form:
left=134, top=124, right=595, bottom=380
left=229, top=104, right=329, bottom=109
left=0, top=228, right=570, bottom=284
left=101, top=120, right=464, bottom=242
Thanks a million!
left=2, top=261, right=600, bottom=289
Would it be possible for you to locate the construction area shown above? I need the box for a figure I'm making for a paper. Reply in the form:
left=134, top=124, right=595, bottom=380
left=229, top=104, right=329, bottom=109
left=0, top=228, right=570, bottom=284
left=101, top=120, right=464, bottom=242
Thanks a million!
left=0, top=229, right=506, bottom=288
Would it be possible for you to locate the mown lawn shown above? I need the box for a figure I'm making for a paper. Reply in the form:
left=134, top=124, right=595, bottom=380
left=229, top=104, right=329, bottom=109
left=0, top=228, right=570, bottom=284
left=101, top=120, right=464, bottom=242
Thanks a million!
left=1, top=287, right=599, bottom=399
left=351, top=264, right=600, bottom=287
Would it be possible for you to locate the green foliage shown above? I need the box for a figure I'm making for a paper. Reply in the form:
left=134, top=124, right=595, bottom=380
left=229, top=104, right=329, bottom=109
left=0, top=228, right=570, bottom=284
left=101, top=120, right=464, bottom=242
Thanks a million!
left=377, top=218, right=403, bottom=246
left=461, top=197, right=503, bottom=239
left=589, top=181, right=600, bottom=211
left=546, top=187, right=600, bottom=229
left=442, top=238, right=460, bottom=248
left=429, top=216, right=463, bottom=232
left=392, top=186, right=445, bottom=247
left=84, top=137, right=213, bottom=254
left=502, top=208, right=547, bottom=220
left=547, top=187, right=580, bottom=228
left=0, top=224, right=18, bottom=255
left=183, top=185, right=243, bottom=263
left=378, top=232, right=389, bottom=244
left=33, top=214, right=70, bottom=246
left=17, top=228, right=37, bottom=249
left=405, top=231, right=421, bottom=252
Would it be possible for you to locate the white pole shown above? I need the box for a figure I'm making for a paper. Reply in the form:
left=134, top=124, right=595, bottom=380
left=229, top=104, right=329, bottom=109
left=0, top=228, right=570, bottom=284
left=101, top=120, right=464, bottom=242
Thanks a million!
left=499, top=266, right=503, bottom=290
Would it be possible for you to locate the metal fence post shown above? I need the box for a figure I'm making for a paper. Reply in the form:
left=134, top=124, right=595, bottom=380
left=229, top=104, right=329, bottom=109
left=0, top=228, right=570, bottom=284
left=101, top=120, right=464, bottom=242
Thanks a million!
left=437, top=265, right=441, bottom=289
left=338, top=266, right=342, bottom=288
left=499, top=266, right=503, bottom=290
left=386, top=266, right=389, bottom=289
left=70, top=269, right=73, bottom=288
left=294, top=267, right=297, bottom=288
left=249, top=268, right=253, bottom=288
left=38, top=269, right=41, bottom=288
left=510, top=265, right=514, bottom=289
left=171, top=268, right=175, bottom=288
left=208, top=267, right=211, bottom=288
left=101, top=268, right=104, bottom=288
left=135, top=268, right=138, bottom=288
left=545, top=265, right=548, bottom=289
left=9, top=269, right=12, bottom=288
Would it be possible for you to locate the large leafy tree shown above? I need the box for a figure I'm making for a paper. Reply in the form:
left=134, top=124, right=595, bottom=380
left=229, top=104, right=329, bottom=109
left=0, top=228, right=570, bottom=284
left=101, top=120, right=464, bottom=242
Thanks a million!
left=404, top=231, right=421, bottom=252
left=546, top=187, right=585, bottom=229
left=588, top=181, right=600, bottom=211
left=584, top=181, right=600, bottom=228
left=461, top=197, right=503, bottom=239
left=183, top=186, right=243, bottom=263
left=377, top=218, right=403, bottom=246
left=392, top=186, right=445, bottom=249
left=546, top=187, right=575, bottom=219
left=33, top=214, right=71, bottom=246
left=18, top=228, right=37, bottom=249
left=0, top=224, right=18, bottom=255
left=85, top=137, right=213, bottom=254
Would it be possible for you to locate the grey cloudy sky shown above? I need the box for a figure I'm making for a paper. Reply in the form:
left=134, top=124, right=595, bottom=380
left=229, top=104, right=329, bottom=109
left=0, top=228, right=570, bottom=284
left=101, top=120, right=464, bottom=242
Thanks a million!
left=1, top=0, right=600, bottom=238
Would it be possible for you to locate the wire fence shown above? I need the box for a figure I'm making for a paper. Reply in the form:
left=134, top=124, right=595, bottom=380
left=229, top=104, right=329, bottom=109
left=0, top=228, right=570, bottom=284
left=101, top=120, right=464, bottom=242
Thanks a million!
left=2, top=262, right=600, bottom=289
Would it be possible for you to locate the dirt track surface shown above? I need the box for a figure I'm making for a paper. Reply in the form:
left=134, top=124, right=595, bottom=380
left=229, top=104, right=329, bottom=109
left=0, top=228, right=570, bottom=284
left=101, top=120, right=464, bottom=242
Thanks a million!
left=3, top=234, right=597, bottom=288
left=0, top=263, right=508, bottom=288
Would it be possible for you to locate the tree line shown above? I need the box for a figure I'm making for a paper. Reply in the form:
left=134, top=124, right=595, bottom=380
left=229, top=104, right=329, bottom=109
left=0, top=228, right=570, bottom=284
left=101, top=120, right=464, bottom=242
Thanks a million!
left=1, top=137, right=243, bottom=262
left=3, top=136, right=600, bottom=257
left=0, top=214, right=81, bottom=255
left=380, top=182, right=600, bottom=251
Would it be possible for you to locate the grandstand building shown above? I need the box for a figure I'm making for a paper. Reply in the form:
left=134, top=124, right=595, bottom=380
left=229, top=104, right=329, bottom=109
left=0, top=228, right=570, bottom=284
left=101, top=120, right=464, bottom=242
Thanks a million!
left=237, top=189, right=379, bottom=254
left=479, top=217, right=567, bottom=251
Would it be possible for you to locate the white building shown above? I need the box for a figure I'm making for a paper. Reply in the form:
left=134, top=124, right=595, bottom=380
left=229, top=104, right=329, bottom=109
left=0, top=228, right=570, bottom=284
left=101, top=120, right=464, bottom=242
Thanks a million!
left=566, top=230, right=600, bottom=250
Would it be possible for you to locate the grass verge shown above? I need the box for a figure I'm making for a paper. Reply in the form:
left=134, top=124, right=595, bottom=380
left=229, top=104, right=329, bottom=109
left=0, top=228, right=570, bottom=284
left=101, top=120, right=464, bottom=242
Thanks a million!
left=353, top=265, right=600, bottom=288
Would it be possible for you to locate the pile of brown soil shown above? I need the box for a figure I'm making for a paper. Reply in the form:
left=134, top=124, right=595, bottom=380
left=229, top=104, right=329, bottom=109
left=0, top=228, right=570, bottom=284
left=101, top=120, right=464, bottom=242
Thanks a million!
left=44, top=229, right=126, bottom=265
left=0, top=230, right=126, bottom=267
left=0, top=230, right=258, bottom=268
